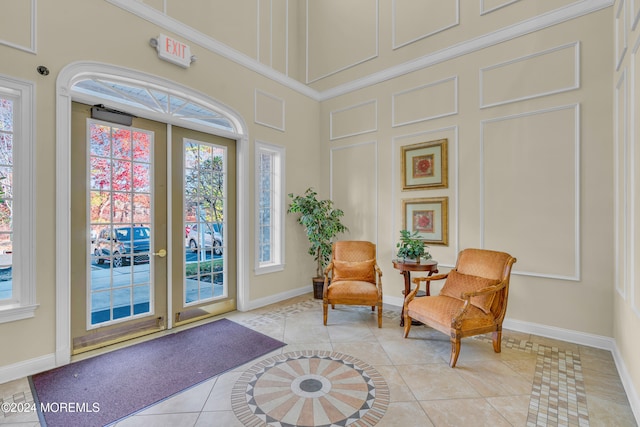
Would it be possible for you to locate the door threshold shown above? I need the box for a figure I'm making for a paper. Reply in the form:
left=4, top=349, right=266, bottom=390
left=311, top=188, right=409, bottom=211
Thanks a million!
left=72, top=317, right=165, bottom=355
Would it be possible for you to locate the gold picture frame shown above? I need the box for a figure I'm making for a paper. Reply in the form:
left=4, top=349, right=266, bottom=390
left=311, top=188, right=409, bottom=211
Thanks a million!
left=402, top=197, right=449, bottom=245
left=401, top=138, right=448, bottom=190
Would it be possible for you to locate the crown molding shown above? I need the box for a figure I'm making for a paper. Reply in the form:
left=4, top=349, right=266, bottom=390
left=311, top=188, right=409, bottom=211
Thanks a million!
left=107, top=0, right=613, bottom=102
left=105, top=0, right=319, bottom=100
left=319, top=0, right=613, bottom=100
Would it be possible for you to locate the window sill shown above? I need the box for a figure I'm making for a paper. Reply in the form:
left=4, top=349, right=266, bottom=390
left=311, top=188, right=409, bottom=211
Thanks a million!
left=0, top=303, right=39, bottom=324
left=254, top=263, right=285, bottom=276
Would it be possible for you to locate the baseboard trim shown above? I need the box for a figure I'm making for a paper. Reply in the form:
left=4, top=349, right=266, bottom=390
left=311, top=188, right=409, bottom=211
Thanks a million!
left=242, top=285, right=312, bottom=312
left=0, top=353, right=56, bottom=385
left=611, top=344, right=640, bottom=423
left=501, top=318, right=614, bottom=350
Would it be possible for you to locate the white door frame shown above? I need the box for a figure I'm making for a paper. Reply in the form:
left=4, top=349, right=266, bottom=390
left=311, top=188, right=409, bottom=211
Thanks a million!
left=55, top=61, right=249, bottom=366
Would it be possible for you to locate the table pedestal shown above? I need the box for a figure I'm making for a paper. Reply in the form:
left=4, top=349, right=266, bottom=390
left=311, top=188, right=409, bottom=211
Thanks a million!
left=392, top=259, right=438, bottom=327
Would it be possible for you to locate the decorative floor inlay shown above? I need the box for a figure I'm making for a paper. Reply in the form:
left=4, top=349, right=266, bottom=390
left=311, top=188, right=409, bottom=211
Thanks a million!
left=239, top=299, right=400, bottom=330
left=232, top=351, right=389, bottom=427
left=475, top=335, right=589, bottom=426
left=240, top=299, right=593, bottom=426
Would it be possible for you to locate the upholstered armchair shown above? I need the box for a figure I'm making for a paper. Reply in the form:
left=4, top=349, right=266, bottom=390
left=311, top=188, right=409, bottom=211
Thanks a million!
left=404, top=248, right=516, bottom=367
left=323, top=241, right=383, bottom=328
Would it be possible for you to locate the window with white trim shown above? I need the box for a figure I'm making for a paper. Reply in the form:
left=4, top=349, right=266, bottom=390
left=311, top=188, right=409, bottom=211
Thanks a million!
left=255, top=141, right=285, bottom=274
left=0, top=76, right=36, bottom=322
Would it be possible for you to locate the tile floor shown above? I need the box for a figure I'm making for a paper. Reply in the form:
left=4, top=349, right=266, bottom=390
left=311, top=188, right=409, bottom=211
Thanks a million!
left=0, top=294, right=637, bottom=426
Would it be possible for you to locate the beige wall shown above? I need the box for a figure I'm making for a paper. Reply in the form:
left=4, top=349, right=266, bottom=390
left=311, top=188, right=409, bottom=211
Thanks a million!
left=321, top=8, right=616, bottom=335
left=304, top=0, right=580, bottom=91
left=613, top=0, right=640, bottom=409
left=0, top=0, right=318, bottom=367
left=0, top=0, right=637, bottom=419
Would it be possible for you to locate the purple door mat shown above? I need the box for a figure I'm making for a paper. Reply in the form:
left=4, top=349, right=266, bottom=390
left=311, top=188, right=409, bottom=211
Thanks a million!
left=30, top=318, right=285, bottom=426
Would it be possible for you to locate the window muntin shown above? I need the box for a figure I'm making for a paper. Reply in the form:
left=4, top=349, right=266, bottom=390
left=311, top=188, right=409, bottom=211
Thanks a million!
left=72, top=78, right=235, bottom=132
left=89, top=120, right=154, bottom=327
left=255, top=141, right=284, bottom=274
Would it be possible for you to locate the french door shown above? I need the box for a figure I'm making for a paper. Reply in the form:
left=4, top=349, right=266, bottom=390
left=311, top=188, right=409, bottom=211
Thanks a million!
left=70, top=102, right=236, bottom=354
left=170, top=126, right=236, bottom=326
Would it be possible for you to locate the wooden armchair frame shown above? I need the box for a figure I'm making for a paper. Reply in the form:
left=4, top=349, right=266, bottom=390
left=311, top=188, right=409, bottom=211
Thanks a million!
left=322, top=241, right=383, bottom=328
left=403, top=249, right=516, bottom=367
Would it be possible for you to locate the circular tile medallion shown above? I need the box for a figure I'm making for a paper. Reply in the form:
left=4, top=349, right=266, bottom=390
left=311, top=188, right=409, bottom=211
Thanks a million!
left=232, top=350, right=389, bottom=427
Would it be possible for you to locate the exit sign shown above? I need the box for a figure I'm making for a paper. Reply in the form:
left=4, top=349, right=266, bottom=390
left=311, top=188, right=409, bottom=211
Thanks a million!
left=156, top=34, right=192, bottom=68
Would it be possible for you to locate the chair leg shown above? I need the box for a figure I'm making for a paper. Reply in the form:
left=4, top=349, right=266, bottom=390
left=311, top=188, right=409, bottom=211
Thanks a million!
left=492, top=330, right=502, bottom=353
left=449, top=337, right=461, bottom=368
left=323, top=301, right=328, bottom=325
left=403, top=315, right=412, bottom=337
left=331, top=304, right=335, bottom=309
left=371, top=306, right=375, bottom=311
left=377, top=304, right=382, bottom=328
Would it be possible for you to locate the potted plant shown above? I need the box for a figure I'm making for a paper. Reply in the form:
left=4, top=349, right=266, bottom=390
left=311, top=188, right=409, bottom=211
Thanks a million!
left=288, top=188, right=348, bottom=298
left=396, top=229, right=431, bottom=263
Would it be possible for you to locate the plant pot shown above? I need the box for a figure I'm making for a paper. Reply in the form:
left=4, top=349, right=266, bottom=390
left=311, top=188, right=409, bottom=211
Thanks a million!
left=312, top=277, right=325, bottom=299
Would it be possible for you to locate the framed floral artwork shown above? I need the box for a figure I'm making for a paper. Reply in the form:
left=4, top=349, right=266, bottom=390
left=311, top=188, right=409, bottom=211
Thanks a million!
left=401, top=138, right=448, bottom=190
left=402, top=197, right=448, bottom=245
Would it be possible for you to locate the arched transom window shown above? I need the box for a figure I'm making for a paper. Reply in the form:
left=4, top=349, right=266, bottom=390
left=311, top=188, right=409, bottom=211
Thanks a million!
left=71, top=77, right=235, bottom=133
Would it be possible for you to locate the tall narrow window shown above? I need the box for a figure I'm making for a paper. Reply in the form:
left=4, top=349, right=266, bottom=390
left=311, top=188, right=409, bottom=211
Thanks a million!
left=0, top=96, right=14, bottom=302
left=0, top=77, right=36, bottom=322
left=255, top=141, right=285, bottom=274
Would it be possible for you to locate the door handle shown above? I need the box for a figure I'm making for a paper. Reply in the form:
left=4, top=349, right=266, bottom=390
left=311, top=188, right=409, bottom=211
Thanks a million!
left=153, top=249, right=167, bottom=258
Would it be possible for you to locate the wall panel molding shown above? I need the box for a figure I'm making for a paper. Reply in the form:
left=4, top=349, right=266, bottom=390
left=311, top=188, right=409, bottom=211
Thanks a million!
left=392, top=0, right=459, bottom=50
left=480, top=42, right=580, bottom=108
left=257, top=0, right=289, bottom=75
left=319, top=0, right=613, bottom=100
left=106, top=0, right=317, bottom=99
left=305, top=0, right=379, bottom=84
left=392, top=76, right=458, bottom=127
left=255, top=89, right=285, bottom=131
left=480, top=0, right=521, bottom=16
left=632, top=38, right=640, bottom=317
left=257, top=0, right=272, bottom=67
left=0, top=0, right=36, bottom=54
left=615, top=70, right=629, bottom=298
left=632, top=0, right=640, bottom=30
left=330, top=100, right=378, bottom=140
left=479, top=104, right=581, bottom=281
left=106, top=0, right=613, bottom=101
left=617, top=0, right=628, bottom=71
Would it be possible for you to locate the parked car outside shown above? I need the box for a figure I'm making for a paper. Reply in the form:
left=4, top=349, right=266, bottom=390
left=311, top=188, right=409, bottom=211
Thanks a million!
left=94, top=226, right=151, bottom=267
left=186, top=223, right=223, bottom=255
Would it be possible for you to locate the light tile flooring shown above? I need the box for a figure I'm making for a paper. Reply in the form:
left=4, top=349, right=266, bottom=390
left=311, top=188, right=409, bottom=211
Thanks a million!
left=1, top=294, right=637, bottom=427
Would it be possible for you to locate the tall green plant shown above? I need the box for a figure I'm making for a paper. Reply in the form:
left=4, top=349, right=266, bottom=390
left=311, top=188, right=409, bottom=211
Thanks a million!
left=288, top=188, right=348, bottom=277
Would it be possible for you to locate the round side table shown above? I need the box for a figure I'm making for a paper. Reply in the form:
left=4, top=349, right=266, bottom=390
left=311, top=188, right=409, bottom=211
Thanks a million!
left=392, top=259, right=438, bottom=326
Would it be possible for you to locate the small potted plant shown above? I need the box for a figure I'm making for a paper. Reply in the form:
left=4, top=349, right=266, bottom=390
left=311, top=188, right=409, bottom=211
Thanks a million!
left=288, top=188, right=349, bottom=298
left=396, top=229, right=431, bottom=263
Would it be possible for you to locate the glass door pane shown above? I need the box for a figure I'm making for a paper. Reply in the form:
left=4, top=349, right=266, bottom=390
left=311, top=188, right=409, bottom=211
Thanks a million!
left=171, top=126, right=236, bottom=326
left=89, top=121, right=154, bottom=327
left=184, top=140, right=227, bottom=304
